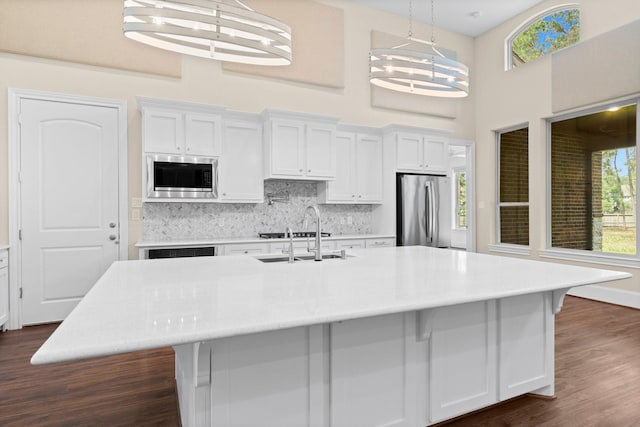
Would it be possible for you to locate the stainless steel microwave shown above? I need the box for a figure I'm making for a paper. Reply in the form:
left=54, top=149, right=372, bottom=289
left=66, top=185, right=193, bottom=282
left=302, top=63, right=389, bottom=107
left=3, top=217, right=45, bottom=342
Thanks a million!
left=146, top=154, right=218, bottom=199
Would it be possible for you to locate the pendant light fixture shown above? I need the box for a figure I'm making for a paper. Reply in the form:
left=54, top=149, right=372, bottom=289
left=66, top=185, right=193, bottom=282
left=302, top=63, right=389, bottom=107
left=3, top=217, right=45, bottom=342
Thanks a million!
left=123, top=0, right=292, bottom=66
left=369, top=0, right=469, bottom=97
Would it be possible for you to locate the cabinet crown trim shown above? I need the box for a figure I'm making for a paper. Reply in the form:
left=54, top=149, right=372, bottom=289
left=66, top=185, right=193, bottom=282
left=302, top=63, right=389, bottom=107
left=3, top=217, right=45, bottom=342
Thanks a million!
left=262, top=108, right=338, bottom=124
left=383, top=124, right=451, bottom=136
left=137, top=96, right=226, bottom=115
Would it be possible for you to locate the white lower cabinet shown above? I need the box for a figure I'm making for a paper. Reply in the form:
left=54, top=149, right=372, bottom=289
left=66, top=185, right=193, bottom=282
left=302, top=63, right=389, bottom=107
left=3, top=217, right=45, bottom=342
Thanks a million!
left=210, top=326, right=326, bottom=427
left=498, top=293, right=554, bottom=399
left=425, top=300, right=498, bottom=423
left=175, top=292, right=558, bottom=427
left=0, top=249, right=8, bottom=330
left=330, top=313, right=417, bottom=427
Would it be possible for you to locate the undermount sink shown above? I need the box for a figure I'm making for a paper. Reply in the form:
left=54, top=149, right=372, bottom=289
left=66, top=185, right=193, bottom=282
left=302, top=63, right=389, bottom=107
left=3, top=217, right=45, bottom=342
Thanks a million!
left=255, top=253, right=348, bottom=263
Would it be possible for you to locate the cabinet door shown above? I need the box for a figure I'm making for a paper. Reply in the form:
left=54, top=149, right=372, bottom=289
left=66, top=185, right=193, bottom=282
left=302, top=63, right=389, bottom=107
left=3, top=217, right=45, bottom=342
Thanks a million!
left=270, top=119, right=305, bottom=177
left=499, top=293, right=554, bottom=400
left=144, top=109, right=184, bottom=154
left=211, top=325, right=326, bottom=427
left=306, top=123, right=336, bottom=178
left=0, top=261, right=8, bottom=328
left=424, top=138, right=447, bottom=173
left=356, top=134, right=383, bottom=203
left=326, top=132, right=356, bottom=202
left=220, top=119, right=264, bottom=202
left=330, top=313, right=417, bottom=427
left=428, top=300, right=498, bottom=423
left=396, top=133, right=424, bottom=171
left=184, top=113, right=222, bottom=156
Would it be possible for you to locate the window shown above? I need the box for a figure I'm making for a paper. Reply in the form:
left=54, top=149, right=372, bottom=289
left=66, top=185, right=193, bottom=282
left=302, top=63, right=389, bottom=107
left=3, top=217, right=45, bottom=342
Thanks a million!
left=497, top=126, right=529, bottom=246
left=550, top=103, right=638, bottom=257
left=454, top=168, right=467, bottom=229
left=506, top=6, right=580, bottom=70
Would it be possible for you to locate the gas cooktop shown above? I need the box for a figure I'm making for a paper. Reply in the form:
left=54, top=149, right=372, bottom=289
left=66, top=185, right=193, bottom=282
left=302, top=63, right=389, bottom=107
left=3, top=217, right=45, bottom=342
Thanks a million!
left=259, top=231, right=331, bottom=239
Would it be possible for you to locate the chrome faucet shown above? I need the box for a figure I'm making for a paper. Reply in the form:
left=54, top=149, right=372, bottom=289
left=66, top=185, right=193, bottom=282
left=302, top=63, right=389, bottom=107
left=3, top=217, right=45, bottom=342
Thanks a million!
left=303, top=205, right=323, bottom=261
left=283, top=226, right=295, bottom=263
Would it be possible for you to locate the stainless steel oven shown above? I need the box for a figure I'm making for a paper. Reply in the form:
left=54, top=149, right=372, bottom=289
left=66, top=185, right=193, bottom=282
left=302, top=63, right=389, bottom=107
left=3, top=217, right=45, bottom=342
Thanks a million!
left=146, top=154, right=218, bottom=199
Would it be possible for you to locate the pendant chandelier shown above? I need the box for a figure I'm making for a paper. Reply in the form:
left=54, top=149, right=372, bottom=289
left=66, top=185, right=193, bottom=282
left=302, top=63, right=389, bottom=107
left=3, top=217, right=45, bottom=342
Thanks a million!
left=369, top=0, right=469, bottom=98
left=123, top=0, right=292, bottom=66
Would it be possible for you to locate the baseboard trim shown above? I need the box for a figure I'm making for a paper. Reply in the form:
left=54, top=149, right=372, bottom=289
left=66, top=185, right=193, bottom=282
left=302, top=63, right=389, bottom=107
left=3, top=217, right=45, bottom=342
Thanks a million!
left=568, top=285, right=640, bottom=309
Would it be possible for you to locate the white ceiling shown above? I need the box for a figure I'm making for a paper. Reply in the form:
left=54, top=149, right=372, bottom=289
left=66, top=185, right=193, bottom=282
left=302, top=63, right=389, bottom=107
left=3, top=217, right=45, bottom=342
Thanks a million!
left=350, top=0, right=546, bottom=37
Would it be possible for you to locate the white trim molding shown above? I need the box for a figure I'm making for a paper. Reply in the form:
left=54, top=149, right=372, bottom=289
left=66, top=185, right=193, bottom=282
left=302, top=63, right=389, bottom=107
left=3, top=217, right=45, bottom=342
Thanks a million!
left=8, top=88, right=128, bottom=329
left=539, top=248, right=640, bottom=269
left=488, top=243, right=532, bottom=256
left=568, top=285, right=640, bottom=310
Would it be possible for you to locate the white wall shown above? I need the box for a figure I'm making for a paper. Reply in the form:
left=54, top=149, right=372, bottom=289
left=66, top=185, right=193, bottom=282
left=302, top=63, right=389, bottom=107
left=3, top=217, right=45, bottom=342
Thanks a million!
left=474, top=0, right=640, bottom=296
left=0, top=0, right=476, bottom=258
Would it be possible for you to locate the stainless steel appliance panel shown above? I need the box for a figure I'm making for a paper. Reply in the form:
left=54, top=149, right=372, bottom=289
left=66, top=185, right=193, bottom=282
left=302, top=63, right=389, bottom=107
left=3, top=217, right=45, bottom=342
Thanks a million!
left=397, top=174, right=451, bottom=248
left=146, top=154, right=218, bottom=199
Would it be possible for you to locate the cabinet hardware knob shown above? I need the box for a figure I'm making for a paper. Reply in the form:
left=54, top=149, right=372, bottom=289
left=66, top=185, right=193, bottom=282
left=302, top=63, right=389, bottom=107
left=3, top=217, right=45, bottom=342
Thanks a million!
left=109, top=235, right=117, bottom=241
left=109, top=222, right=116, bottom=228
left=308, top=169, right=311, bottom=172
left=299, top=169, right=303, bottom=172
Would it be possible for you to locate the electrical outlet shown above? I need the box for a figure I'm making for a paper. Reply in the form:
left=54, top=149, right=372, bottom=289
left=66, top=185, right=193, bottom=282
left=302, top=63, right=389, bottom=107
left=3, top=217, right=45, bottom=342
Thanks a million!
left=131, top=197, right=142, bottom=208
left=218, top=217, right=225, bottom=227
left=340, top=217, right=346, bottom=225
left=131, top=209, right=140, bottom=221
left=347, top=216, right=353, bottom=225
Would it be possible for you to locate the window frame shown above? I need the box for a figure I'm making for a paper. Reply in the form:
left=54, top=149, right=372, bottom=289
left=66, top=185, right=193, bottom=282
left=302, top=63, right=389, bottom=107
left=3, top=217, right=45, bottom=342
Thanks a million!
left=542, top=97, right=640, bottom=268
left=504, top=3, right=580, bottom=71
left=493, top=123, right=530, bottom=254
left=453, top=167, right=467, bottom=230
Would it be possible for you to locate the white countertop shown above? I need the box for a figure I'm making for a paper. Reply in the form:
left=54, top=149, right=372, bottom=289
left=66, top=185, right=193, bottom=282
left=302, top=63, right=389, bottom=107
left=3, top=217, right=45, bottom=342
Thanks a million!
left=32, top=246, right=629, bottom=365
left=135, top=234, right=395, bottom=248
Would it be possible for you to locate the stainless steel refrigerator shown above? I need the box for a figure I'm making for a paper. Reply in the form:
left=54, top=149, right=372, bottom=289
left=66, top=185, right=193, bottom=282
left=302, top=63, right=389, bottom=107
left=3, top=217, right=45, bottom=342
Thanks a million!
left=396, top=174, right=451, bottom=247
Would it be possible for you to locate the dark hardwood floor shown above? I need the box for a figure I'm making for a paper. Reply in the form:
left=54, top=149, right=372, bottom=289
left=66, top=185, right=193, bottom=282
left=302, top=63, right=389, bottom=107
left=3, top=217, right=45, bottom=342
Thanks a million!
left=1, top=296, right=639, bottom=426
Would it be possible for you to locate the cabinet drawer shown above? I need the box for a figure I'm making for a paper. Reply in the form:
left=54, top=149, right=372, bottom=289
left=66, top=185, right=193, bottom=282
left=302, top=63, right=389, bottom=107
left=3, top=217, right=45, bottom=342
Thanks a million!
left=335, top=239, right=365, bottom=250
left=365, top=238, right=395, bottom=249
left=222, top=243, right=270, bottom=256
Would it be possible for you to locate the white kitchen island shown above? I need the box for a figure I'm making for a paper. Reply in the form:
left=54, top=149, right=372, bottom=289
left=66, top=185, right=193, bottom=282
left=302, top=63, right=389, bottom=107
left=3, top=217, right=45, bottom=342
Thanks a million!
left=32, top=246, right=630, bottom=427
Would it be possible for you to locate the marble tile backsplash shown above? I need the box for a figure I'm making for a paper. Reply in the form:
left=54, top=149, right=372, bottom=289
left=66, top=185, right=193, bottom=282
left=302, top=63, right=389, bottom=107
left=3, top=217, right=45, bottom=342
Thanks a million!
left=142, top=181, right=374, bottom=241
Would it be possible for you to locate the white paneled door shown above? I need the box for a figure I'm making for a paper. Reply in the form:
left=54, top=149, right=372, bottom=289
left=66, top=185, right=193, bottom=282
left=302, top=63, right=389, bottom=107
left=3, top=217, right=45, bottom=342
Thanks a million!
left=19, top=98, right=121, bottom=325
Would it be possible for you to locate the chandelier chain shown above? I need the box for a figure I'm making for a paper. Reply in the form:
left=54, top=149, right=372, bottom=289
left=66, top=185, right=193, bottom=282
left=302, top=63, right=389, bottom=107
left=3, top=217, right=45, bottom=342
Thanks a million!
left=408, top=0, right=413, bottom=38
left=430, top=0, right=436, bottom=44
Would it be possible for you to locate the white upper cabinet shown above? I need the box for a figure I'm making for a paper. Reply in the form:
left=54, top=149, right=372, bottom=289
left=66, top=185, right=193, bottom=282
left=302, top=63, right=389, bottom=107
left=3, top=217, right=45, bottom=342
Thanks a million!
left=319, top=128, right=383, bottom=204
left=139, top=98, right=223, bottom=157
left=395, top=131, right=448, bottom=174
left=219, top=117, right=264, bottom=203
left=263, top=110, right=337, bottom=180
left=184, top=113, right=222, bottom=156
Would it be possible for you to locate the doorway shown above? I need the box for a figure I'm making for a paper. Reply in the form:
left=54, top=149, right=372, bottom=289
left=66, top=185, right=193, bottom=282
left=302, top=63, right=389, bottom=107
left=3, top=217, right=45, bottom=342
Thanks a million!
left=8, top=89, right=128, bottom=327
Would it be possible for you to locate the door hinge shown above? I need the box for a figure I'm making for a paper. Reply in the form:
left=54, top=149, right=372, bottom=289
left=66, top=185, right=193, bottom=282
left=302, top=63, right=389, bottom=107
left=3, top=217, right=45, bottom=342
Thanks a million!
left=18, top=229, right=22, bottom=240
left=19, top=288, right=23, bottom=299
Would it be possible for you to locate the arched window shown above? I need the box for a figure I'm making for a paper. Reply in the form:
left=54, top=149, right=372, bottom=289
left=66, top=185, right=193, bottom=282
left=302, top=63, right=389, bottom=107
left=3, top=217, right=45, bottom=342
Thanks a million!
left=505, top=5, right=580, bottom=70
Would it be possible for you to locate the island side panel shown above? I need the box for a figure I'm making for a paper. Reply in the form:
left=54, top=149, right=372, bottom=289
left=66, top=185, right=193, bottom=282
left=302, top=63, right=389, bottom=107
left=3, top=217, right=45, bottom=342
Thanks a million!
left=498, top=292, right=555, bottom=399
left=172, top=290, right=560, bottom=427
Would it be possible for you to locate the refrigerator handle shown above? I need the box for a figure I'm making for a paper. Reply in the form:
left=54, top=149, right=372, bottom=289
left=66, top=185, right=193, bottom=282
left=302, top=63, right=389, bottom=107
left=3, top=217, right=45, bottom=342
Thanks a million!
left=425, top=183, right=432, bottom=243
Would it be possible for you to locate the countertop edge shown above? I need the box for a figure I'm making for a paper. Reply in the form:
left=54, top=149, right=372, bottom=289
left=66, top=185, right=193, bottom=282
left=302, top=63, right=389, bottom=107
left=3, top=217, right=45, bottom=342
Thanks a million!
left=135, top=234, right=396, bottom=248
